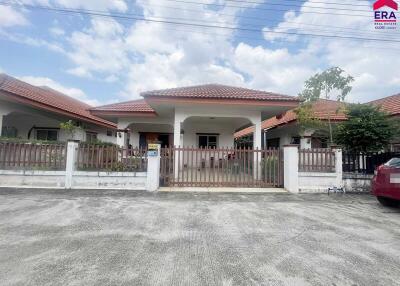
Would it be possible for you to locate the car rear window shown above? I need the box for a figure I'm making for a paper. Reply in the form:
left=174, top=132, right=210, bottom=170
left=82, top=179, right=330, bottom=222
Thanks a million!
left=384, top=158, right=400, bottom=167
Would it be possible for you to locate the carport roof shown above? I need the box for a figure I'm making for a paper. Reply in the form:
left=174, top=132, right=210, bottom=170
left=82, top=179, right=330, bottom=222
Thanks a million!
left=234, top=99, right=347, bottom=138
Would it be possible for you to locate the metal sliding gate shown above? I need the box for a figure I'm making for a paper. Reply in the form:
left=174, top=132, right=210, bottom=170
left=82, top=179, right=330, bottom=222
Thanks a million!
left=160, top=147, right=283, bottom=188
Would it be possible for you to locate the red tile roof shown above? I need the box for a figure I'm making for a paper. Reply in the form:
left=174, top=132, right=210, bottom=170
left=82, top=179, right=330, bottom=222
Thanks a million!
left=369, top=93, right=400, bottom=116
left=234, top=99, right=347, bottom=138
left=141, top=84, right=299, bottom=102
left=0, top=73, right=116, bottom=129
left=89, top=99, right=155, bottom=113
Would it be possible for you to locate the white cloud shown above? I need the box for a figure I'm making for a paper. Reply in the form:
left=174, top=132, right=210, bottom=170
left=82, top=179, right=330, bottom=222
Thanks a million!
left=54, top=0, right=127, bottom=12
left=9, top=0, right=398, bottom=104
left=0, top=6, right=29, bottom=28
left=261, top=0, right=400, bottom=102
left=66, top=18, right=128, bottom=78
left=49, top=26, right=65, bottom=36
left=18, top=76, right=101, bottom=106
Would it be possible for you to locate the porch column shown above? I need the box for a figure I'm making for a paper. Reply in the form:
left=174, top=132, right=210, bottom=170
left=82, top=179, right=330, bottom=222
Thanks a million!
left=253, top=117, right=262, bottom=150
left=174, top=116, right=183, bottom=180
left=253, top=114, right=262, bottom=179
left=117, top=131, right=127, bottom=148
left=173, top=118, right=182, bottom=147
left=300, top=129, right=314, bottom=149
left=300, top=137, right=312, bottom=149
left=0, top=113, right=3, bottom=136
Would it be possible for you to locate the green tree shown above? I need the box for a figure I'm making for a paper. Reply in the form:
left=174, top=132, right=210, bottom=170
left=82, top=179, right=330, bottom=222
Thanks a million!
left=298, top=67, right=354, bottom=144
left=335, top=104, right=399, bottom=152
left=60, top=120, right=81, bottom=140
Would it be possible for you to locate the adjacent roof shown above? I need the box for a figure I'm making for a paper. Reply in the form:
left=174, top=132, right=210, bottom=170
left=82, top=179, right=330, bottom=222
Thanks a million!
left=234, top=99, right=347, bottom=138
left=0, top=73, right=116, bottom=129
left=369, top=93, right=400, bottom=116
left=141, top=84, right=299, bottom=102
left=89, top=99, right=156, bottom=115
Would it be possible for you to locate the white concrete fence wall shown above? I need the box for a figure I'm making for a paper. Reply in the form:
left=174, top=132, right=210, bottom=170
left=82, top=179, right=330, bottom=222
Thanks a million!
left=284, top=145, right=344, bottom=194
left=0, top=141, right=159, bottom=191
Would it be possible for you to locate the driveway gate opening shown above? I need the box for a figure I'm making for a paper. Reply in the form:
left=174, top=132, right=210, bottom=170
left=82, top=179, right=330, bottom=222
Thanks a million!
left=160, top=147, right=283, bottom=187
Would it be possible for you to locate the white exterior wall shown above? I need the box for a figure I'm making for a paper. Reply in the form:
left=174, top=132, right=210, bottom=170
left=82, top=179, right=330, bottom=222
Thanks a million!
left=175, top=106, right=261, bottom=148
left=182, top=121, right=235, bottom=148
left=264, top=123, right=299, bottom=147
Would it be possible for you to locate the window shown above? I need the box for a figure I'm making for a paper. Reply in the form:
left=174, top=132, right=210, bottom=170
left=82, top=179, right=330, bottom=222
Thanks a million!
left=36, top=129, right=58, bottom=141
left=106, top=130, right=113, bottom=137
left=86, top=132, right=97, bottom=143
left=198, top=134, right=218, bottom=148
left=291, top=137, right=300, bottom=145
left=1, top=126, right=18, bottom=138
left=267, top=138, right=280, bottom=148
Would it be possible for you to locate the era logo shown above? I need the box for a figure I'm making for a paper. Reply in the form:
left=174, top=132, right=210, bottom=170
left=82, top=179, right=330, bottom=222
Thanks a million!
left=375, top=11, right=397, bottom=19
left=373, top=0, right=398, bottom=23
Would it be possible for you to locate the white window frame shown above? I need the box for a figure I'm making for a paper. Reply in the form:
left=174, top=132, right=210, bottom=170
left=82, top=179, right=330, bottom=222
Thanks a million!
left=35, top=129, right=59, bottom=141
left=197, top=134, right=219, bottom=148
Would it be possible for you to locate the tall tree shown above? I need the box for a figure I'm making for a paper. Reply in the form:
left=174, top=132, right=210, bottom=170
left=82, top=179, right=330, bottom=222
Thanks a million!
left=335, top=104, right=399, bottom=152
left=298, top=67, right=354, bottom=144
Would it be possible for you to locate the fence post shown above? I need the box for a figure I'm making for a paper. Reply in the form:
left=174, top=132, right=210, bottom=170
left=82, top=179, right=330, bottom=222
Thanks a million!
left=332, top=146, right=343, bottom=189
left=283, top=145, right=299, bottom=193
left=65, top=140, right=79, bottom=189
left=146, top=144, right=161, bottom=192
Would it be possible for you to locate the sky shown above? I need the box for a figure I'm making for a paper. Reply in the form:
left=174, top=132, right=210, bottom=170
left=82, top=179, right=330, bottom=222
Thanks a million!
left=0, top=0, right=399, bottom=107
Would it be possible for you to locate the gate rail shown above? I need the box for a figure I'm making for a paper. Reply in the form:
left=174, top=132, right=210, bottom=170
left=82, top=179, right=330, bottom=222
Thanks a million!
left=160, top=147, right=283, bottom=188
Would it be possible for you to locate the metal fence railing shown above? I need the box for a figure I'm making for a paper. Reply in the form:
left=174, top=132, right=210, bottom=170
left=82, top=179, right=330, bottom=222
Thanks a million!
left=342, top=151, right=400, bottom=174
left=0, top=141, right=67, bottom=170
left=160, top=146, right=283, bottom=188
left=76, top=144, right=147, bottom=172
left=299, top=148, right=336, bottom=173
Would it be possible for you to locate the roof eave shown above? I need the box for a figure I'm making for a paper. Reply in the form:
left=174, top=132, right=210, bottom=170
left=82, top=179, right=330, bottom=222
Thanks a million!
left=1, top=90, right=117, bottom=129
left=89, top=110, right=158, bottom=117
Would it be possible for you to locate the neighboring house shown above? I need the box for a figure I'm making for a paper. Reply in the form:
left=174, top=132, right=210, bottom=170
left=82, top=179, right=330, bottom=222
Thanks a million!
left=369, top=93, right=400, bottom=151
left=234, top=99, right=347, bottom=149
left=89, top=84, right=300, bottom=149
left=0, top=74, right=117, bottom=143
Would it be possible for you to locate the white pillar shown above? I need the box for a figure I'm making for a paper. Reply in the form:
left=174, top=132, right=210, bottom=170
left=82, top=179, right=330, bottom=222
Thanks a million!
left=283, top=145, right=299, bottom=193
left=146, top=144, right=161, bottom=192
left=65, top=140, right=79, bottom=189
left=253, top=114, right=262, bottom=179
left=174, top=116, right=183, bottom=180
left=117, top=131, right=127, bottom=147
left=253, top=115, right=262, bottom=150
left=0, top=114, right=3, bottom=136
left=333, top=147, right=343, bottom=189
left=174, top=118, right=182, bottom=147
left=300, top=136, right=312, bottom=149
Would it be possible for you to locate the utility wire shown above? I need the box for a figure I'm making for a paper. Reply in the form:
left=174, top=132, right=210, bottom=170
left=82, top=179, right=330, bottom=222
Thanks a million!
left=2, top=2, right=398, bottom=43
left=136, top=2, right=399, bottom=39
left=174, top=0, right=373, bottom=12
left=226, top=0, right=372, bottom=8
left=154, top=0, right=371, bottom=17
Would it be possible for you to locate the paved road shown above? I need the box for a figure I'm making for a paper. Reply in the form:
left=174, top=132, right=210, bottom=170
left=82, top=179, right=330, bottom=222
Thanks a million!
left=0, top=189, right=399, bottom=286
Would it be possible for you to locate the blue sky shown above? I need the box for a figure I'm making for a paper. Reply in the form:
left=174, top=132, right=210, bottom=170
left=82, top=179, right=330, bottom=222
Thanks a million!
left=0, top=0, right=399, bottom=106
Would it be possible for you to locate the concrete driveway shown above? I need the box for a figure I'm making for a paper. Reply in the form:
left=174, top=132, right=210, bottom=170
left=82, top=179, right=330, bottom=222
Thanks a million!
left=0, top=189, right=399, bottom=286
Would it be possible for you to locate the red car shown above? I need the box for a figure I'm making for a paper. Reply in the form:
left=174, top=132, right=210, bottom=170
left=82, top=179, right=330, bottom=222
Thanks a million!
left=372, top=158, right=400, bottom=207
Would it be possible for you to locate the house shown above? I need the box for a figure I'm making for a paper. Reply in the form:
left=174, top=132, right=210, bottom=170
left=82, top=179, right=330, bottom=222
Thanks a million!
left=234, top=99, right=347, bottom=149
left=369, top=93, right=400, bottom=151
left=89, top=84, right=300, bottom=149
left=0, top=74, right=117, bottom=143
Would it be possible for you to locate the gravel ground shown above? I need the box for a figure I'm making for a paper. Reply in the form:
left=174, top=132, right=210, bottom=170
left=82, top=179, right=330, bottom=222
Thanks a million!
left=0, top=189, right=399, bottom=286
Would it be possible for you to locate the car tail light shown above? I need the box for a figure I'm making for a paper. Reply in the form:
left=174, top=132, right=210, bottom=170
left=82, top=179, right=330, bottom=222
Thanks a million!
left=375, top=165, right=384, bottom=176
